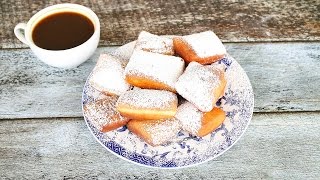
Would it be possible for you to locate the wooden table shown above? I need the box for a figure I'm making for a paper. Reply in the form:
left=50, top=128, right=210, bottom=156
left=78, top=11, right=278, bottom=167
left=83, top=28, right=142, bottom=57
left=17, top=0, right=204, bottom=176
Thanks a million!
left=1, top=0, right=319, bottom=179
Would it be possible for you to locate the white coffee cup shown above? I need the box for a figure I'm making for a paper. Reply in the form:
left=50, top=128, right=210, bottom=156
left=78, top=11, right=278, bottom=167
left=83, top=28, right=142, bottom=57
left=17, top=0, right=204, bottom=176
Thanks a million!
left=14, top=3, right=100, bottom=69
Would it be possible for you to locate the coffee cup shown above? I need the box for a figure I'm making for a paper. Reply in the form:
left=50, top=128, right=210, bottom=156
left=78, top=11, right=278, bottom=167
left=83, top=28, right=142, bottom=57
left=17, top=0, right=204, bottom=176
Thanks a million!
left=14, top=3, right=100, bottom=69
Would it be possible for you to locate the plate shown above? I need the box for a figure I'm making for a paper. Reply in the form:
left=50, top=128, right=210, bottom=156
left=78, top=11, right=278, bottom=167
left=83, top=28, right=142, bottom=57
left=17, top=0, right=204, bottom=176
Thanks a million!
left=82, top=41, right=254, bottom=168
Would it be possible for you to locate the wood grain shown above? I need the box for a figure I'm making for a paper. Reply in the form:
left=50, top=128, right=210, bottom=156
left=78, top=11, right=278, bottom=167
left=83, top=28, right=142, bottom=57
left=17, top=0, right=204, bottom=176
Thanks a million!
left=2, top=0, right=319, bottom=48
left=0, top=113, right=319, bottom=179
left=0, top=43, right=319, bottom=119
left=0, top=47, right=116, bottom=119
left=227, top=42, right=320, bottom=112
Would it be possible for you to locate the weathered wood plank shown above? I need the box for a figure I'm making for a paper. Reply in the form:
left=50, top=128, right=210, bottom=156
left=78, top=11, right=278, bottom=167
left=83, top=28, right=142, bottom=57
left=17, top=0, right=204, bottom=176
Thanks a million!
left=0, top=47, right=116, bottom=119
left=228, top=42, right=320, bottom=112
left=1, top=43, right=319, bottom=119
left=0, top=112, right=319, bottom=179
left=1, top=0, right=319, bottom=48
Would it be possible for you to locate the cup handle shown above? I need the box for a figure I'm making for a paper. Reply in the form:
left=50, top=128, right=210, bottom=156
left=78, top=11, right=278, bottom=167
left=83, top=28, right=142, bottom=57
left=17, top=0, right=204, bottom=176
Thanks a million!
left=14, top=23, right=29, bottom=46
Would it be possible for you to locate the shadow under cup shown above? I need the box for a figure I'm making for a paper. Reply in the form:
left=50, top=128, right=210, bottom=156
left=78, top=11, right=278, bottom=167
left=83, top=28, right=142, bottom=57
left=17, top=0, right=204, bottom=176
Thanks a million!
left=16, top=4, right=100, bottom=69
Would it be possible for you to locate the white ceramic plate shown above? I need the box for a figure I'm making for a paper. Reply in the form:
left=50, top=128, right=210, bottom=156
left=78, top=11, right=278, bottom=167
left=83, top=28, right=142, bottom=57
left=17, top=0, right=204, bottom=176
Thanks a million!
left=82, top=41, right=254, bottom=168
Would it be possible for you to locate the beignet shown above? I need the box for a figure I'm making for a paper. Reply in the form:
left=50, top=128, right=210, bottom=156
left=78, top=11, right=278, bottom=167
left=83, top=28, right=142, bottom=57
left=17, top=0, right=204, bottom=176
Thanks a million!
left=116, top=89, right=178, bottom=120
left=175, top=101, right=226, bottom=137
left=135, top=31, right=174, bottom=55
left=125, top=50, right=185, bottom=92
left=175, top=62, right=226, bottom=112
left=173, top=31, right=226, bottom=64
left=90, top=54, right=130, bottom=96
left=127, top=118, right=180, bottom=146
left=83, top=96, right=129, bottom=132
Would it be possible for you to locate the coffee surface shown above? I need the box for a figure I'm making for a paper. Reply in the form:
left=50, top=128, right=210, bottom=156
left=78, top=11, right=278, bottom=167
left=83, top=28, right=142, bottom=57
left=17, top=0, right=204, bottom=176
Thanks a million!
left=32, top=12, right=94, bottom=50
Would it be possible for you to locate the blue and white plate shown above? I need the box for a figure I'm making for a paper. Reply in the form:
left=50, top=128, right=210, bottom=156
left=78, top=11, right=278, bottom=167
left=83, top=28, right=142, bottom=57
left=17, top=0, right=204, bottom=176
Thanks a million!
left=82, top=41, right=254, bottom=168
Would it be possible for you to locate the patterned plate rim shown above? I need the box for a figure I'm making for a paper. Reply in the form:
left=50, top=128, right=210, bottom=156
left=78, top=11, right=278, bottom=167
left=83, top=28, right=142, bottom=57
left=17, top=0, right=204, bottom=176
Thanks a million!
left=82, top=42, right=254, bottom=169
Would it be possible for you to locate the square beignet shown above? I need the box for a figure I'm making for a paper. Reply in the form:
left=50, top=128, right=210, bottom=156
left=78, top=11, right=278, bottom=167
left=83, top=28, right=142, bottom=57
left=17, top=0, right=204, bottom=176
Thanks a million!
left=116, top=89, right=178, bottom=120
left=173, top=31, right=226, bottom=64
left=90, top=54, right=131, bottom=96
left=175, top=101, right=226, bottom=137
left=83, top=96, right=130, bottom=132
left=135, top=31, right=174, bottom=55
left=124, top=50, right=185, bottom=92
left=127, top=118, right=181, bottom=146
left=175, top=62, right=226, bottom=112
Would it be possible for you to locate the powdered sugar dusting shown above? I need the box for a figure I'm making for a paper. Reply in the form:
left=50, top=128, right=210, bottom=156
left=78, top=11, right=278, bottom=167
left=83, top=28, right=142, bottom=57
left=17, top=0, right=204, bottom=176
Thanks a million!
left=175, top=101, right=202, bottom=135
left=144, top=118, right=181, bottom=145
left=135, top=31, right=174, bottom=55
left=111, top=41, right=136, bottom=67
left=117, top=89, right=177, bottom=110
left=125, top=50, right=185, bottom=90
left=84, top=96, right=128, bottom=131
left=175, top=62, right=221, bottom=112
left=90, top=54, right=130, bottom=96
left=83, top=39, right=255, bottom=167
left=183, top=31, right=226, bottom=58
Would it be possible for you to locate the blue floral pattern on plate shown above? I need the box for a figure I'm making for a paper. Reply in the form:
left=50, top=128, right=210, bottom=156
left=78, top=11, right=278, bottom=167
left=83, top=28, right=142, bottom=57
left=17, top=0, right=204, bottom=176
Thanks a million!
left=82, top=42, right=254, bottom=168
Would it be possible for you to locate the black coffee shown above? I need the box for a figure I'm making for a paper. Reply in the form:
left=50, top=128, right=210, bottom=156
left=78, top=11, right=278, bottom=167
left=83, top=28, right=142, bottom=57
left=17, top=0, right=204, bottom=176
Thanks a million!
left=32, top=12, right=94, bottom=50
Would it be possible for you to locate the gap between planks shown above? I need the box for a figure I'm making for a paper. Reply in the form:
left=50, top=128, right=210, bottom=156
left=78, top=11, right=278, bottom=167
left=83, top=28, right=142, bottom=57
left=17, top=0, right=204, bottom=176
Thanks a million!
left=1, top=111, right=320, bottom=121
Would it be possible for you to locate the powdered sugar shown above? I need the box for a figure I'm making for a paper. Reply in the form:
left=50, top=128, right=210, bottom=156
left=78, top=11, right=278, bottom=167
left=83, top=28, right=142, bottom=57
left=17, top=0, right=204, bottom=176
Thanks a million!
left=87, top=31, right=228, bottom=146
left=144, top=118, right=181, bottom=145
left=175, top=62, right=221, bottom=112
left=117, top=89, right=177, bottom=110
left=125, top=50, right=185, bottom=91
left=111, top=41, right=136, bottom=66
left=182, top=31, right=226, bottom=58
left=84, top=96, right=128, bottom=131
left=175, top=101, right=202, bottom=135
left=135, top=31, right=174, bottom=55
left=90, top=54, right=130, bottom=96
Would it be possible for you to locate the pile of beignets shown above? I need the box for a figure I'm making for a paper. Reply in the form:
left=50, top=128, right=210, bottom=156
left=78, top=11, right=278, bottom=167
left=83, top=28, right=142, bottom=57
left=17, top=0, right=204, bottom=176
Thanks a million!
left=84, top=31, right=227, bottom=146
